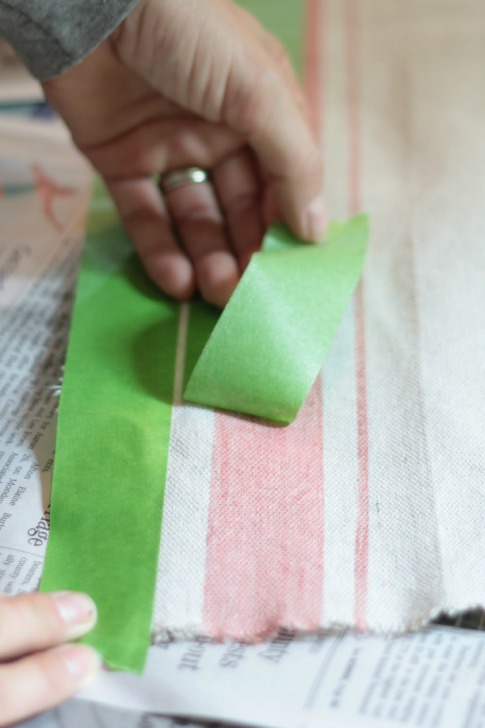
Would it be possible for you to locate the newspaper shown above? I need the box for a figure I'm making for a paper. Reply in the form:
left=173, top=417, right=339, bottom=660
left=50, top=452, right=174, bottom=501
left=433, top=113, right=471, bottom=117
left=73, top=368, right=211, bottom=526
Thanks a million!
left=2, top=114, right=485, bottom=728
left=20, top=624, right=485, bottom=728
left=0, top=115, right=90, bottom=598
left=80, top=625, right=485, bottom=728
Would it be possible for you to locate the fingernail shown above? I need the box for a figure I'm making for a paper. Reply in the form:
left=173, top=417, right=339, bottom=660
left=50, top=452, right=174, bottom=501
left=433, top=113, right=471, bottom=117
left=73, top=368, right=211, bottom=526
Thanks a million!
left=57, top=644, right=102, bottom=690
left=303, top=195, right=327, bottom=241
left=52, top=591, right=97, bottom=638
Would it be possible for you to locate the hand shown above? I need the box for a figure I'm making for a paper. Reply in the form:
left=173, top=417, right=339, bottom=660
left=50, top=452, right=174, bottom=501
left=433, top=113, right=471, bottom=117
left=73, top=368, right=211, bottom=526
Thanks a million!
left=42, top=0, right=325, bottom=308
left=0, top=590, right=99, bottom=725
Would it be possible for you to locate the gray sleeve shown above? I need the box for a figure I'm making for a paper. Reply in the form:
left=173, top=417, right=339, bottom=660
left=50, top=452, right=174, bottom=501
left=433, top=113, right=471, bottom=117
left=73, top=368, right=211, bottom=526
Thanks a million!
left=0, top=0, right=138, bottom=80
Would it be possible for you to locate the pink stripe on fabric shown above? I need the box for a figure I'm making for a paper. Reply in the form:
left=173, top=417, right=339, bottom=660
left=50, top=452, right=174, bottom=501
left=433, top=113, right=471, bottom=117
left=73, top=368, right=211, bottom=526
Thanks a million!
left=344, top=0, right=370, bottom=630
left=203, top=0, right=326, bottom=639
left=344, top=0, right=361, bottom=215
left=203, top=382, right=324, bottom=638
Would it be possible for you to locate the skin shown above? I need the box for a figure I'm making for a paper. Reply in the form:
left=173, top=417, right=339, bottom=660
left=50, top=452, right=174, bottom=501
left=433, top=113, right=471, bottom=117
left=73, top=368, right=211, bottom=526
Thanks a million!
left=43, top=0, right=326, bottom=307
left=0, top=590, right=99, bottom=725
left=4, top=0, right=325, bottom=720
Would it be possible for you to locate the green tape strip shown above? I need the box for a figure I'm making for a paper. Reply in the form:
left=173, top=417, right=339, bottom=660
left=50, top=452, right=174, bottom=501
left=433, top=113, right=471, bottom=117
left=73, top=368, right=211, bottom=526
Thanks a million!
left=40, top=183, right=179, bottom=673
left=184, top=216, right=369, bottom=423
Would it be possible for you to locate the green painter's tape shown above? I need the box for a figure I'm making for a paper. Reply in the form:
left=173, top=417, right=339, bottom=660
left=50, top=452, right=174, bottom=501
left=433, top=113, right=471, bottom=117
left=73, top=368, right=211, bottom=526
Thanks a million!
left=40, top=183, right=179, bottom=673
left=184, top=216, right=369, bottom=423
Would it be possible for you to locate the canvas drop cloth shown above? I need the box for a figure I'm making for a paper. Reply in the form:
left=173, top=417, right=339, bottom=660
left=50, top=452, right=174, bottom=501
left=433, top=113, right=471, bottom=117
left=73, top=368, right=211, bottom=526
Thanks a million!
left=152, top=0, right=485, bottom=640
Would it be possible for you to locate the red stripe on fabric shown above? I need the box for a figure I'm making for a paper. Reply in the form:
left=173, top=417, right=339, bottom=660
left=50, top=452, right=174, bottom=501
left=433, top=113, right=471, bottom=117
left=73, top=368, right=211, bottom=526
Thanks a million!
left=344, top=0, right=370, bottom=630
left=344, top=0, right=361, bottom=215
left=203, top=0, right=326, bottom=639
left=204, top=382, right=324, bottom=638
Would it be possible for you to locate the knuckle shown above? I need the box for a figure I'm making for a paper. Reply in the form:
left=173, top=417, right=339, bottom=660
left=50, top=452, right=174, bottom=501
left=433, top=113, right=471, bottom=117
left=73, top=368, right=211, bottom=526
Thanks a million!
left=295, top=147, right=324, bottom=184
left=225, top=191, right=259, bottom=216
left=0, top=594, right=63, bottom=647
left=27, top=594, right=59, bottom=634
left=178, top=203, right=220, bottom=225
left=253, top=64, right=283, bottom=102
left=223, top=58, right=279, bottom=132
left=267, top=35, right=289, bottom=66
left=30, top=594, right=64, bottom=636
left=0, top=597, right=23, bottom=647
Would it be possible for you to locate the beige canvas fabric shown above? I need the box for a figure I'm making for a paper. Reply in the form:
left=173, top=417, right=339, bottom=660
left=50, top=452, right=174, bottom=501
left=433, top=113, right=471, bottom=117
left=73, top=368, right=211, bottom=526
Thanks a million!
left=152, top=0, right=485, bottom=640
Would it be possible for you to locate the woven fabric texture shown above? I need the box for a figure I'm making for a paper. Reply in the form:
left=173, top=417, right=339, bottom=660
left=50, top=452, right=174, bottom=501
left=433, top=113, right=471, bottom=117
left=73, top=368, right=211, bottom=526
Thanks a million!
left=152, top=0, right=485, bottom=639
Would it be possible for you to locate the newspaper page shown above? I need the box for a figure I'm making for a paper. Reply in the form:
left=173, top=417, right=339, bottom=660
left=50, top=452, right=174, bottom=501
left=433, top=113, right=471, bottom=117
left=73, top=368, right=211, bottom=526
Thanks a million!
left=0, top=115, right=91, bottom=598
left=80, top=626, right=485, bottom=728
left=21, top=624, right=485, bottom=728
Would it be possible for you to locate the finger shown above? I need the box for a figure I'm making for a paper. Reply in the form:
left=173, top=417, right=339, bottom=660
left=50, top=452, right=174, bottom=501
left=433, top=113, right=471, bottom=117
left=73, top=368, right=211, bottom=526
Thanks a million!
left=106, top=177, right=196, bottom=300
left=263, top=33, right=309, bottom=118
left=165, top=180, right=239, bottom=308
left=0, top=591, right=96, bottom=661
left=0, top=644, right=100, bottom=726
left=86, top=118, right=242, bottom=181
left=213, top=149, right=265, bottom=271
left=224, top=57, right=325, bottom=242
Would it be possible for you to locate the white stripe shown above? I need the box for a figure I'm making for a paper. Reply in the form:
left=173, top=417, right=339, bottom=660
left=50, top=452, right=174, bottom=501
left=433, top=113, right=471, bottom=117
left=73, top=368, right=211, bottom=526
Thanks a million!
left=152, top=303, right=214, bottom=635
left=319, top=0, right=359, bottom=628
left=320, top=306, right=359, bottom=627
left=172, top=303, right=189, bottom=405
left=408, top=6, right=485, bottom=612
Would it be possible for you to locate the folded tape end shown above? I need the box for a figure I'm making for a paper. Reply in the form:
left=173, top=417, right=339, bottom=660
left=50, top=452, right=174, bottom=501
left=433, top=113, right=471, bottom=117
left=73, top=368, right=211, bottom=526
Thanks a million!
left=182, top=214, right=369, bottom=423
